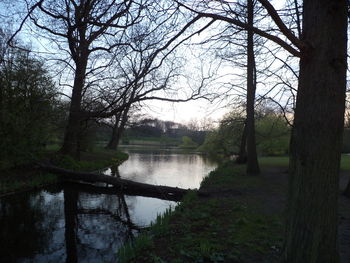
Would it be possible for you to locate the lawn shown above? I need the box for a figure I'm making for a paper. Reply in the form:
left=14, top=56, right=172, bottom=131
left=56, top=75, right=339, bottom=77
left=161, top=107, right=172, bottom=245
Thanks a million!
left=259, top=154, right=350, bottom=171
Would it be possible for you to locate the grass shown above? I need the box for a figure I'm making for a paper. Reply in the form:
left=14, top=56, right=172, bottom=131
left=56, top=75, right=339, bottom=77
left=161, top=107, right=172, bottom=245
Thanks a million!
left=123, top=136, right=181, bottom=146
left=258, top=154, right=350, bottom=171
left=118, top=161, right=284, bottom=263
left=341, top=154, right=350, bottom=171
left=259, top=156, right=289, bottom=168
left=118, top=208, right=174, bottom=263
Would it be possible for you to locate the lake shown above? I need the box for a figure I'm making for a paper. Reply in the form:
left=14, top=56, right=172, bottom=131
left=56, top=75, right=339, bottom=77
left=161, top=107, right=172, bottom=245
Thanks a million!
left=0, top=148, right=216, bottom=262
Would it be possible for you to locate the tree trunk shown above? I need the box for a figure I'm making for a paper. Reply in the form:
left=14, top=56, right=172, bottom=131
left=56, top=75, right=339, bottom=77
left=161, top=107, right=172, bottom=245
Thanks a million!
left=106, top=88, right=134, bottom=150
left=236, top=121, right=247, bottom=164
left=113, top=105, right=130, bottom=148
left=246, top=0, right=260, bottom=175
left=106, top=103, right=130, bottom=150
left=344, top=183, right=350, bottom=197
left=106, top=112, right=121, bottom=150
left=284, top=1, right=347, bottom=262
left=60, top=58, right=88, bottom=159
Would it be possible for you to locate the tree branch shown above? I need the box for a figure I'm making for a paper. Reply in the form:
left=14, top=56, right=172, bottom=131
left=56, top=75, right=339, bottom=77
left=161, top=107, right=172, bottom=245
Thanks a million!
left=176, top=1, right=301, bottom=57
left=257, top=0, right=303, bottom=49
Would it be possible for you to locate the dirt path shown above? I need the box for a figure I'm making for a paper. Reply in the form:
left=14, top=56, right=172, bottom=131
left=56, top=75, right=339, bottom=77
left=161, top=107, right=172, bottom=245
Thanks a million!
left=232, top=167, right=350, bottom=262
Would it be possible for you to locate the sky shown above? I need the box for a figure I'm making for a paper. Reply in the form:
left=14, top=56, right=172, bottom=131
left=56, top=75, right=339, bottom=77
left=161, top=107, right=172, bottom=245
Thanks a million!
left=145, top=98, right=227, bottom=124
left=0, top=0, right=294, bottom=125
left=128, top=0, right=291, bottom=124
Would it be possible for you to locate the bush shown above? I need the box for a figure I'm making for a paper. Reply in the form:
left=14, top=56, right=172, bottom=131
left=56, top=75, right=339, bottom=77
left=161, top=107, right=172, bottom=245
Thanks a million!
left=179, top=136, right=198, bottom=149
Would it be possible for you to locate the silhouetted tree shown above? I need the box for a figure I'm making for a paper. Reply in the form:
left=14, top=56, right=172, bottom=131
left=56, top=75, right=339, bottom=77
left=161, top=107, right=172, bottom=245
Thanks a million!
left=177, top=0, right=347, bottom=261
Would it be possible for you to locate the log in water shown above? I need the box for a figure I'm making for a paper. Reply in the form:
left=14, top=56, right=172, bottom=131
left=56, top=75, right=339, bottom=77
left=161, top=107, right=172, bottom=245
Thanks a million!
left=38, top=162, right=190, bottom=200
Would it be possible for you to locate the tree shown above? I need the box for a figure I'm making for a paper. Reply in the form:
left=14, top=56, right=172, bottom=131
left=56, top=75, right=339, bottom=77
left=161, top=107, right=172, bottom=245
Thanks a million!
left=105, top=101, right=136, bottom=150
left=245, top=0, right=260, bottom=174
left=285, top=2, right=347, bottom=261
left=0, top=34, right=58, bottom=168
left=194, top=0, right=269, bottom=172
left=199, top=108, right=290, bottom=157
left=177, top=0, right=348, bottom=261
left=255, top=108, right=290, bottom=156
left=23, top=0, right=143, bottom=158
left=179, top=136, right=198, bottom=149
left=15, top=0, right=212, bottom=159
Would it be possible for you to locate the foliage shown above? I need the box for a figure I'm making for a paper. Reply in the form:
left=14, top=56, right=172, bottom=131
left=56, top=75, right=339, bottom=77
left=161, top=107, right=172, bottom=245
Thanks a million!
left=0, top=148, right=128, bottom=195
left=124, top=118, right=207, bottom=147
left=198, top=111, right=246, bottom=156
left=179, top=136, right=198, bottom=149
left=255, top=115, right=290, bottom=156
left=52, top=150, right=129, bottom=171
left=0, top=172, right=58, bottom=195
left=199, top=109, right=290, bottom=157
left=118, top=234, right=155, bottom=263
left=0, top=46, right=59, bottom=169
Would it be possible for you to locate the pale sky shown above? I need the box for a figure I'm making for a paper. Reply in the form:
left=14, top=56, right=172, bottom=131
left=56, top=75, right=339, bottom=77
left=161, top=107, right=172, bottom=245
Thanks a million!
left=1, top=0, right=294, bottom=124
left=144, top=98, right=228, bottom=124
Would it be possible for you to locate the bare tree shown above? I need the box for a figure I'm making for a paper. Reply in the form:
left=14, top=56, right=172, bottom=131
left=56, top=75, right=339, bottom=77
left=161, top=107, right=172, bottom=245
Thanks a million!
left=245, top=0, right=260, bottom=174
left=14, top=0, right=143, bottom=158
left=176, top=0, right=348, bottom=261
left=11, top=0, right=214, bottom=159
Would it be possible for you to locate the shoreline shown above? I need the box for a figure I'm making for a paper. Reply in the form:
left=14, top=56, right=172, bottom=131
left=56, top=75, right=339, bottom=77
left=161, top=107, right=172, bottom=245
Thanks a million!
left=0, top=149, right=129, bottom=196
left=118, top=158, right=350, bottom=263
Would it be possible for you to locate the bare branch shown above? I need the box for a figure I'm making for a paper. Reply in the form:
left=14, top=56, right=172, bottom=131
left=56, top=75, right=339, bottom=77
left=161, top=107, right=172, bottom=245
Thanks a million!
left=176, top=1, right=301, bottom=57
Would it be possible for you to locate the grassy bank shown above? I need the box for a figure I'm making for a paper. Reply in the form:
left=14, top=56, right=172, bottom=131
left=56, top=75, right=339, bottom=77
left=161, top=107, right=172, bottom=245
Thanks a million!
left=0, top=149, right=128, bottom=196
left=118, top=161, right=286, bottom=263
left=122, top=136, right=181, bottom=147
left=258, top=154, right=350, bottom=171
left=118, top=154, right=350, bottom=262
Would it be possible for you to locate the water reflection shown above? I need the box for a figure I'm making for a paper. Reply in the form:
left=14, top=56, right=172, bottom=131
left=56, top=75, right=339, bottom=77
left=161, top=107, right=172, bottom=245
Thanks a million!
left=0, top=191, right=50, bottom=262
left=0, top=151, right=216, bottom=262
left=115, top=151, right=216, bottom=189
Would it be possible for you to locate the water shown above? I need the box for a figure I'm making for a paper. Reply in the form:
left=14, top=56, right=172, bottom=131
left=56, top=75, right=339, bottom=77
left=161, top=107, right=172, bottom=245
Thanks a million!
left=0, top=149, right=216, bottom=262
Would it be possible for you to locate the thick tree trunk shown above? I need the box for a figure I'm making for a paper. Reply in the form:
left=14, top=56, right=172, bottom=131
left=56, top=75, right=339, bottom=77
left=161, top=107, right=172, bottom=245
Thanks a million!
left=236, top=121, right=247, bottom=164
left=106, top=112, right=121, bottom=150
left=343, top=180, right=350, bottom=197
left=284, top=1, right=347, bottom=262
left=60, top=57, right=88, bottom=159
left=106, top=104, right=130, bottom=150
left=106, top=90, right=134, bottom=150
left=246, top=0, right=260, bottom=175
left=0, top=81, right=3, bottom=125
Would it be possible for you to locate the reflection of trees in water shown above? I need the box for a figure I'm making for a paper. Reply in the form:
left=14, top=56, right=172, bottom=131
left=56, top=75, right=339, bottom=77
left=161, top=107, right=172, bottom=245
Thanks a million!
left=117, top=152, right=217, bottom=189
left=63, top=177, right=139, bottom=263
left=0, top=190, right=56, bottom=262
left=2, top=154, right=206, bottom=262
left=0, top=176, right=140, bottom=263
left=145, top=153, right=202, bottom=165
left=64, top=188, right=78, bottom=263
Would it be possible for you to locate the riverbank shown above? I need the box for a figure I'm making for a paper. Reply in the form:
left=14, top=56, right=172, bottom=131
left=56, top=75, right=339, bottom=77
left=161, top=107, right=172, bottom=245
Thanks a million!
left=118, top=156, right=350, bottom=263
left=0, top=149, right=128, bottom=196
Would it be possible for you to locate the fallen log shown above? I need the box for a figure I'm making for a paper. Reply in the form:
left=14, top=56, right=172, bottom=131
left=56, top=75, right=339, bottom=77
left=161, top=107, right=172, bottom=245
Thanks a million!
left=38, top=162, right=190, bottom=200
left=62, top=181, right=184, bottom=201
